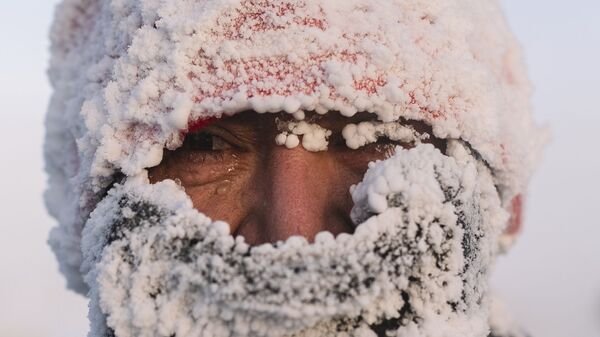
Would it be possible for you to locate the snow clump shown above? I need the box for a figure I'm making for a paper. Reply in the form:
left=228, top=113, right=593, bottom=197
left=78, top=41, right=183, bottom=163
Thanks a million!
left=275, top=121, right=332, bottom=151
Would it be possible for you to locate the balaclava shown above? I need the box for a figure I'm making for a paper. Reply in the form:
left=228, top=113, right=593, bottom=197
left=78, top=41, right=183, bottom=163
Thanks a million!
left=44, top=1, right=545, bottom=337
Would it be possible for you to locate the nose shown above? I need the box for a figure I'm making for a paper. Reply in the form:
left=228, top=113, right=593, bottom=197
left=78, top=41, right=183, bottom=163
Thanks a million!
left=237, top=145, right=354, bottom=245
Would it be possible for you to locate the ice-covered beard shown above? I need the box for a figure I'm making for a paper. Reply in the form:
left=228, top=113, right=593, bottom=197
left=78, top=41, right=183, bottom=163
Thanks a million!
left=80, top=141, right=508, bottom=337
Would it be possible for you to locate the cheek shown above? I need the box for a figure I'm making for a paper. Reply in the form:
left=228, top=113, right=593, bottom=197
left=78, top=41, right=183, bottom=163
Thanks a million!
left=148, top=153, right=256, bottom=232
left=184, top=171, right=253, bottom=232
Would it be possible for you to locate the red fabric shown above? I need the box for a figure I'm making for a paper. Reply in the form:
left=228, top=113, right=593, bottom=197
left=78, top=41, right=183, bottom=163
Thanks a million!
left=507, top=194, right=523, bottom=235
left=187, top=118, right=216, bottom=134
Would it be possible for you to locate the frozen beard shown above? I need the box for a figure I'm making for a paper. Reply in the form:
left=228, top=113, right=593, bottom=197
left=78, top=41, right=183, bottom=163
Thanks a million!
left=80, top=141, right=508, bottom=337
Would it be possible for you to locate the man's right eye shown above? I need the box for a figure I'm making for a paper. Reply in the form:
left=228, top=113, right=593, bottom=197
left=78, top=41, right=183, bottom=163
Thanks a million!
left=183, top=131, right=234, bottom=152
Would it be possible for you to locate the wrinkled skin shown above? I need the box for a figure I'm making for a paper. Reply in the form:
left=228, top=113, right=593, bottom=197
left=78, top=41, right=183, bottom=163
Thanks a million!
left=149, top=111, right=446, bottom=245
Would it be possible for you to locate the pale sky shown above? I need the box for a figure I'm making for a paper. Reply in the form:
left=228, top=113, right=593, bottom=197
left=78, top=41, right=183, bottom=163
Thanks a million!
left=0, top=1, right=598, bottom=337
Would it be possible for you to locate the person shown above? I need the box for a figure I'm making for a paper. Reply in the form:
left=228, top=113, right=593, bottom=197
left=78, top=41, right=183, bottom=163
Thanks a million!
left=44, top=1, right=544, bottom=336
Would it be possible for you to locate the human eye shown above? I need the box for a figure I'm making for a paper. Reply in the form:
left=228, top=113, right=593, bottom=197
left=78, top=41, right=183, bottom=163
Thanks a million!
left=331, top=121, right=425, bottom=175
left=343, top=137, right=407, bottom=169
left=149, top=127, right=248, bottom=188
left=182, top=130, right=235, bottom=153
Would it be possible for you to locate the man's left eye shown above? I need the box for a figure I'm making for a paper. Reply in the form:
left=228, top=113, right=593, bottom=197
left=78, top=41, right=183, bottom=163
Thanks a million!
left=183, top=131, right=234, bottom=152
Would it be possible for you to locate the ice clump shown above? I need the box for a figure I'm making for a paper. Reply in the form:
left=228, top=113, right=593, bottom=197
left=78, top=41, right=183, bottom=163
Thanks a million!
left=275, top=121, right=332, bottom=152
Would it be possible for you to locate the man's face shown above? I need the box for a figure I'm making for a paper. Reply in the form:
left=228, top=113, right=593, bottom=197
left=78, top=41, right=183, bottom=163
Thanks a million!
left=148, top=111, right=442, bottom=245
left=84, top=112, right=505, bottom=337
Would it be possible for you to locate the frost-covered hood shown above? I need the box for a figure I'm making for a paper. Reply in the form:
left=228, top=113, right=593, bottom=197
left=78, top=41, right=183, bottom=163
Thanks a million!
left=44, top=0, right=542, bottom=336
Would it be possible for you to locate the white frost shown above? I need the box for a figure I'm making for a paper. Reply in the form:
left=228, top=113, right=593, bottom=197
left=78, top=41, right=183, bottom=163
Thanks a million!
left=275, top=121, right=332, bottom=152
left=342, top=122, right=427, bottom=150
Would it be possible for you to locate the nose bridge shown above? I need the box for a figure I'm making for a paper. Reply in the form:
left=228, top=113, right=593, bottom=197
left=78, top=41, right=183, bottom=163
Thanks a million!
left=260, top=145, right=332, bottom=243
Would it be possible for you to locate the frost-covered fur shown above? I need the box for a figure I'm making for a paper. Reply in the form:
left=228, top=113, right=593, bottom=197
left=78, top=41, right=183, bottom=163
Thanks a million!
left=45, top=0, right=544, bottom=294
left=80, top=144, right=508, bottom=337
